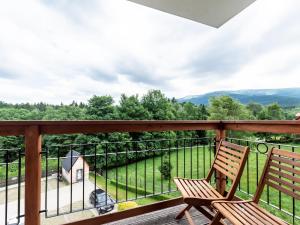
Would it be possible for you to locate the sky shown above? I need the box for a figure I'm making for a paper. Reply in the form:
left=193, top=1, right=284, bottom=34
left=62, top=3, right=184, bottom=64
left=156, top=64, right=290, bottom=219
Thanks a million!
left=0, top=0, right=299, bottom=104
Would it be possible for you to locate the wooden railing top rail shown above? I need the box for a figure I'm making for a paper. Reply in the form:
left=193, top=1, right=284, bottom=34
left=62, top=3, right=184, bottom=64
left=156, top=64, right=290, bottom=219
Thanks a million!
left=0, top=120, right=300, bottom=136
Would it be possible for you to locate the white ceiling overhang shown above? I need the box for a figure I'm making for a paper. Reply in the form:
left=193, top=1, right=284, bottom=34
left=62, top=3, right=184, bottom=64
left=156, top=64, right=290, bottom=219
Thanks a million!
left=128, top=0, right=256, bottom=28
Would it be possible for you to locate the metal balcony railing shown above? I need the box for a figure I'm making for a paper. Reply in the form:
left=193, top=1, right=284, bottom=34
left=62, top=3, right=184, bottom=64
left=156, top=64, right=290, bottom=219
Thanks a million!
left=0, top=120, right=300, bottom=225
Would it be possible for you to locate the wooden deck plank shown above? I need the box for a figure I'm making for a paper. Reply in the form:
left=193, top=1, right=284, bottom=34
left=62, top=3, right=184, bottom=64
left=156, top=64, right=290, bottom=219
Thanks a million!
left=106, top=205, right=211, bottom=225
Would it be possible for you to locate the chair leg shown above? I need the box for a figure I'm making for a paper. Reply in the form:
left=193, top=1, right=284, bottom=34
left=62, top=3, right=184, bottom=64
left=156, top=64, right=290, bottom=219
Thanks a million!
left=175, top=205, right=192, bottom=220
left=185, top=210, right=196, bottom=225
left=209, top=212, right=223, bottom=225
left=194, top=205, right=214, bottom=220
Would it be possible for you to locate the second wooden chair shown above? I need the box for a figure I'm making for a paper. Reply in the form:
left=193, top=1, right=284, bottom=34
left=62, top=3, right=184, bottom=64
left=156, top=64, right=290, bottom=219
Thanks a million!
left=174, top=140, right=250, bottom=225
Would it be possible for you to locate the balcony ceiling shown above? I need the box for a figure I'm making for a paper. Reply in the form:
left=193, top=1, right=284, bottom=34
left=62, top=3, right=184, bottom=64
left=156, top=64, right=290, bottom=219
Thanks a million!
left=128, top=0, right=256, bottom=28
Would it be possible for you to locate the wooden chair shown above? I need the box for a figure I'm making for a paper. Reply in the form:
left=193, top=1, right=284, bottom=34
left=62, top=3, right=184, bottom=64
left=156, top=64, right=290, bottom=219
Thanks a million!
left=211, top=147, right=300, bottom=225
left=174, top=140, right=250, bottom=225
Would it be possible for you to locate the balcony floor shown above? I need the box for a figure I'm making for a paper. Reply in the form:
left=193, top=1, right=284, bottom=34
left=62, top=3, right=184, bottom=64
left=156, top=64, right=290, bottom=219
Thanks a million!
left=107, top=204, right=214, bottom=225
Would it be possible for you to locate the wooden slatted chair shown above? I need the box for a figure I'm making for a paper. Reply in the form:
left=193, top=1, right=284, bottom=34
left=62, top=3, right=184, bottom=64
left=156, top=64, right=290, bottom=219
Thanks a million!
left=211, top=147, right=300, bottom=225
left=174, top=140, right=250, bottom=225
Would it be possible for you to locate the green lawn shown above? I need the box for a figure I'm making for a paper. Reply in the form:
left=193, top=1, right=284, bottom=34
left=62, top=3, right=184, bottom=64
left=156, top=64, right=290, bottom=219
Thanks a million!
left=0, top=156, right=58, bottom=179
left=104, top=143, right=300, bottom=224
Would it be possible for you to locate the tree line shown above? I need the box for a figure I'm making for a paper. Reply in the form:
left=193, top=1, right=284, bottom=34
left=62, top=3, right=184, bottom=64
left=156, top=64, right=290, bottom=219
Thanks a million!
left=0, top=90, right=297, bottom=166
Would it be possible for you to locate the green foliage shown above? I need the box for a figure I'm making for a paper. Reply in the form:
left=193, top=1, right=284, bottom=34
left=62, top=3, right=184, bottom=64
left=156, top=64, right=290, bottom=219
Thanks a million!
left=142, top=90, right=175, bottom=120
left=87, top=95, right=115, bottom=119
left=117, top=94, right=150, bottom=120
left=246, top=102, right=263, bottom=117
left=208, top=96, right=253, bottom=120
left=0, top=91, right=294, bottom=166
left=158, top=154, right=173, bottom=180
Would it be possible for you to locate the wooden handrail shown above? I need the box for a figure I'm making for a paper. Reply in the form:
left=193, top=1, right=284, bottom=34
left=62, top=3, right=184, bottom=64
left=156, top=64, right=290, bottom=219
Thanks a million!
left=0, top=120, right=300, bottom=136
left=0, top=120, right=220, bottom=136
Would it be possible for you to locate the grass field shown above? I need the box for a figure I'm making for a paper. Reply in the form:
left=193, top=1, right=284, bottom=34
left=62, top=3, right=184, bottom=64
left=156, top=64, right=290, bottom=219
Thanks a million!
left=103, top=142, right=300, bottom=224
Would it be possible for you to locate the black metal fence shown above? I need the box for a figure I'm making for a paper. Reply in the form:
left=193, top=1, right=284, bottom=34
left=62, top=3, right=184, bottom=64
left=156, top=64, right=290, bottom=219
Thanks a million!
left=1, top=135, right=299, bottom=225
left=43, top=136, right=215, bottom=218
left=0, top=148, right=23, bottom=225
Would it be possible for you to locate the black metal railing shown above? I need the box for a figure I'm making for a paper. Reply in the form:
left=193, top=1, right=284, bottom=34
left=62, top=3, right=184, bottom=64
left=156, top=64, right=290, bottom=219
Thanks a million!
left=2, top=135, right=299, bottom=225
left=43, top=135, right=215, bottom=219
left=0, top=148, right=24, bottom=225
left=227, top=137, right=300, bottom=225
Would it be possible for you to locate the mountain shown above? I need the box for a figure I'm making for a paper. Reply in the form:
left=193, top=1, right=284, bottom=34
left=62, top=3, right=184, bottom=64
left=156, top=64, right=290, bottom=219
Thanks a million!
left=178, top=88, right=300, bottom=107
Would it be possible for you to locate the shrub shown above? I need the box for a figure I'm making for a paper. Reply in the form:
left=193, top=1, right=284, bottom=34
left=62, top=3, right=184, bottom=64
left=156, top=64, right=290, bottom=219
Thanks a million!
left=158, top=154, right=173, bottom=180
left=117, top=201, right=138, bottom=211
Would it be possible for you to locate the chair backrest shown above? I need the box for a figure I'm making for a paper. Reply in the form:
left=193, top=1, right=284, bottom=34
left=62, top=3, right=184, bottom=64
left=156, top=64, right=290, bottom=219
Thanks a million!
left=206, top=140, right=250, bottom=199
left=253, top=148, right=300, bottom=203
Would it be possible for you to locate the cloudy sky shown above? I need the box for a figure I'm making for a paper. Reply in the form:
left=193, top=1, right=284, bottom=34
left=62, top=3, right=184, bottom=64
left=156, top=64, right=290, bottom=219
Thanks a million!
left=0, top=0, right=299, bottom=104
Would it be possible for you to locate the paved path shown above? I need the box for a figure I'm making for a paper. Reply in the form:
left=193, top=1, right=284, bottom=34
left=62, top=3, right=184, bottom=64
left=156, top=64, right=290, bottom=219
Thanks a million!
left=0, top=178, right=97, bottom=225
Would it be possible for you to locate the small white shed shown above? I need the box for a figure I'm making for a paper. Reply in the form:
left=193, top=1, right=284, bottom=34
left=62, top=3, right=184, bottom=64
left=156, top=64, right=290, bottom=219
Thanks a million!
left=62, top=150, right=90, bottom=184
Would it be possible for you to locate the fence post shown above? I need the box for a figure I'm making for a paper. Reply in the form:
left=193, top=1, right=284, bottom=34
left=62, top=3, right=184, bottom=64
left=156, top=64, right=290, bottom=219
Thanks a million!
left=215, top=128, right=226, bottom=195
left=25, top=126, right=42, bottom=225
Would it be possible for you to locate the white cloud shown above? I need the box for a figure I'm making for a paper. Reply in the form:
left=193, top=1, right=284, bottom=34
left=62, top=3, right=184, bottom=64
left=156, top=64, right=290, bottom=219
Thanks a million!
left=0, top=0, right=299, bottom=104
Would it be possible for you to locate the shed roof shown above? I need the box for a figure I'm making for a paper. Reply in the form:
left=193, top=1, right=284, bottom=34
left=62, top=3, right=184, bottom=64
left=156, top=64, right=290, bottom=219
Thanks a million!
left=62, top=150, right=81, bottom=172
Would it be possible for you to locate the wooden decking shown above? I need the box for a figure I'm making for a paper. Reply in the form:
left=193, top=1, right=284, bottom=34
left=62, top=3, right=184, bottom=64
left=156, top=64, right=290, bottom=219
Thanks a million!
left=107, top=205, right=212, bottom=225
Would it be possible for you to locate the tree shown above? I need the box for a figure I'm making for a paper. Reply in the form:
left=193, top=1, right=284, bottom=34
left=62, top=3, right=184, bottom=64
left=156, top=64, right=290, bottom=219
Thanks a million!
left=141, top=90, right=175, bottom=120
left=117, top=94, right=150, bottom=120
left=247, top=102, right=263, bottom=118
left=208, top=96, right=253, bottom=120
left=158, top=153, right=173, bottom=180
left=265, top=103, right=284, bottom=120
left=86, top=95, right=115, bottom=119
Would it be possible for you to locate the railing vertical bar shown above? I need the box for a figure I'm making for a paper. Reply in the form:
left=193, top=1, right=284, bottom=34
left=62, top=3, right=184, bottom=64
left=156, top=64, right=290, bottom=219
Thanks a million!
left=209, top=139, right=212, bottom=184
left=45, top=148, right=48, bottom=217
left=292, top=146, right=295, bottom=225
left=135, top=142, right=138, bottom=199
left=183, top=139, right=186, bottom=178
left=105, top=143, right=108, bottom=206
left=168, top=139, right=171, bottom=192
left=57, top=147, right=60, bottom=215
left=190, top=138, right=193, bottom=178
left=238, top=139, right=241, bottom=191
left=246, top=140, right=249, bottom=194
left=5, top=150, right=8, bottom=225
left=267, top=143, right=270, bottom=205
left=160, top=139, right=163, bottom=194
left=126, top=145, right=128, bottom=201
left=278, top=144, right=282, bottom=210
left=203, top=144, right=205, bottom=177
left=256, top=151, right=259, bottom=186
left=116, top=144, right=118, bottom=203
left=209, top=138, right=212, bottom=168
left=82, top=147, right=85, bottom=210
left=153, top=142, right=155, bottom=195
left=18, top=148, right=22, bottom=222
left=144, top=141, right=147, bottom=198
left=94, top=145, right=97, bottom=208
left=196, top=139, right=199, bottom=179
left=176, top=139, right=179, bottom=178
left=70, top=146, right=73, bottom=213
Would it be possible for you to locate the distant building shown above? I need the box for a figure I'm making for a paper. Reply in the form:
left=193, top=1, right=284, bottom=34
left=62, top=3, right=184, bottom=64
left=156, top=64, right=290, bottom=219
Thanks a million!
left=296, top=113, right=300, bottom=120
left=62, top=150, right=89, bottom=184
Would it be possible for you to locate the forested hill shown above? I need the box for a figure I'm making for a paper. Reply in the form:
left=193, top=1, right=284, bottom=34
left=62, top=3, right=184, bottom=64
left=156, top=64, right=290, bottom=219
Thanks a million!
left=179, top=88, right=300, bottom=107
left=0, top=90, right=298, bottom=161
